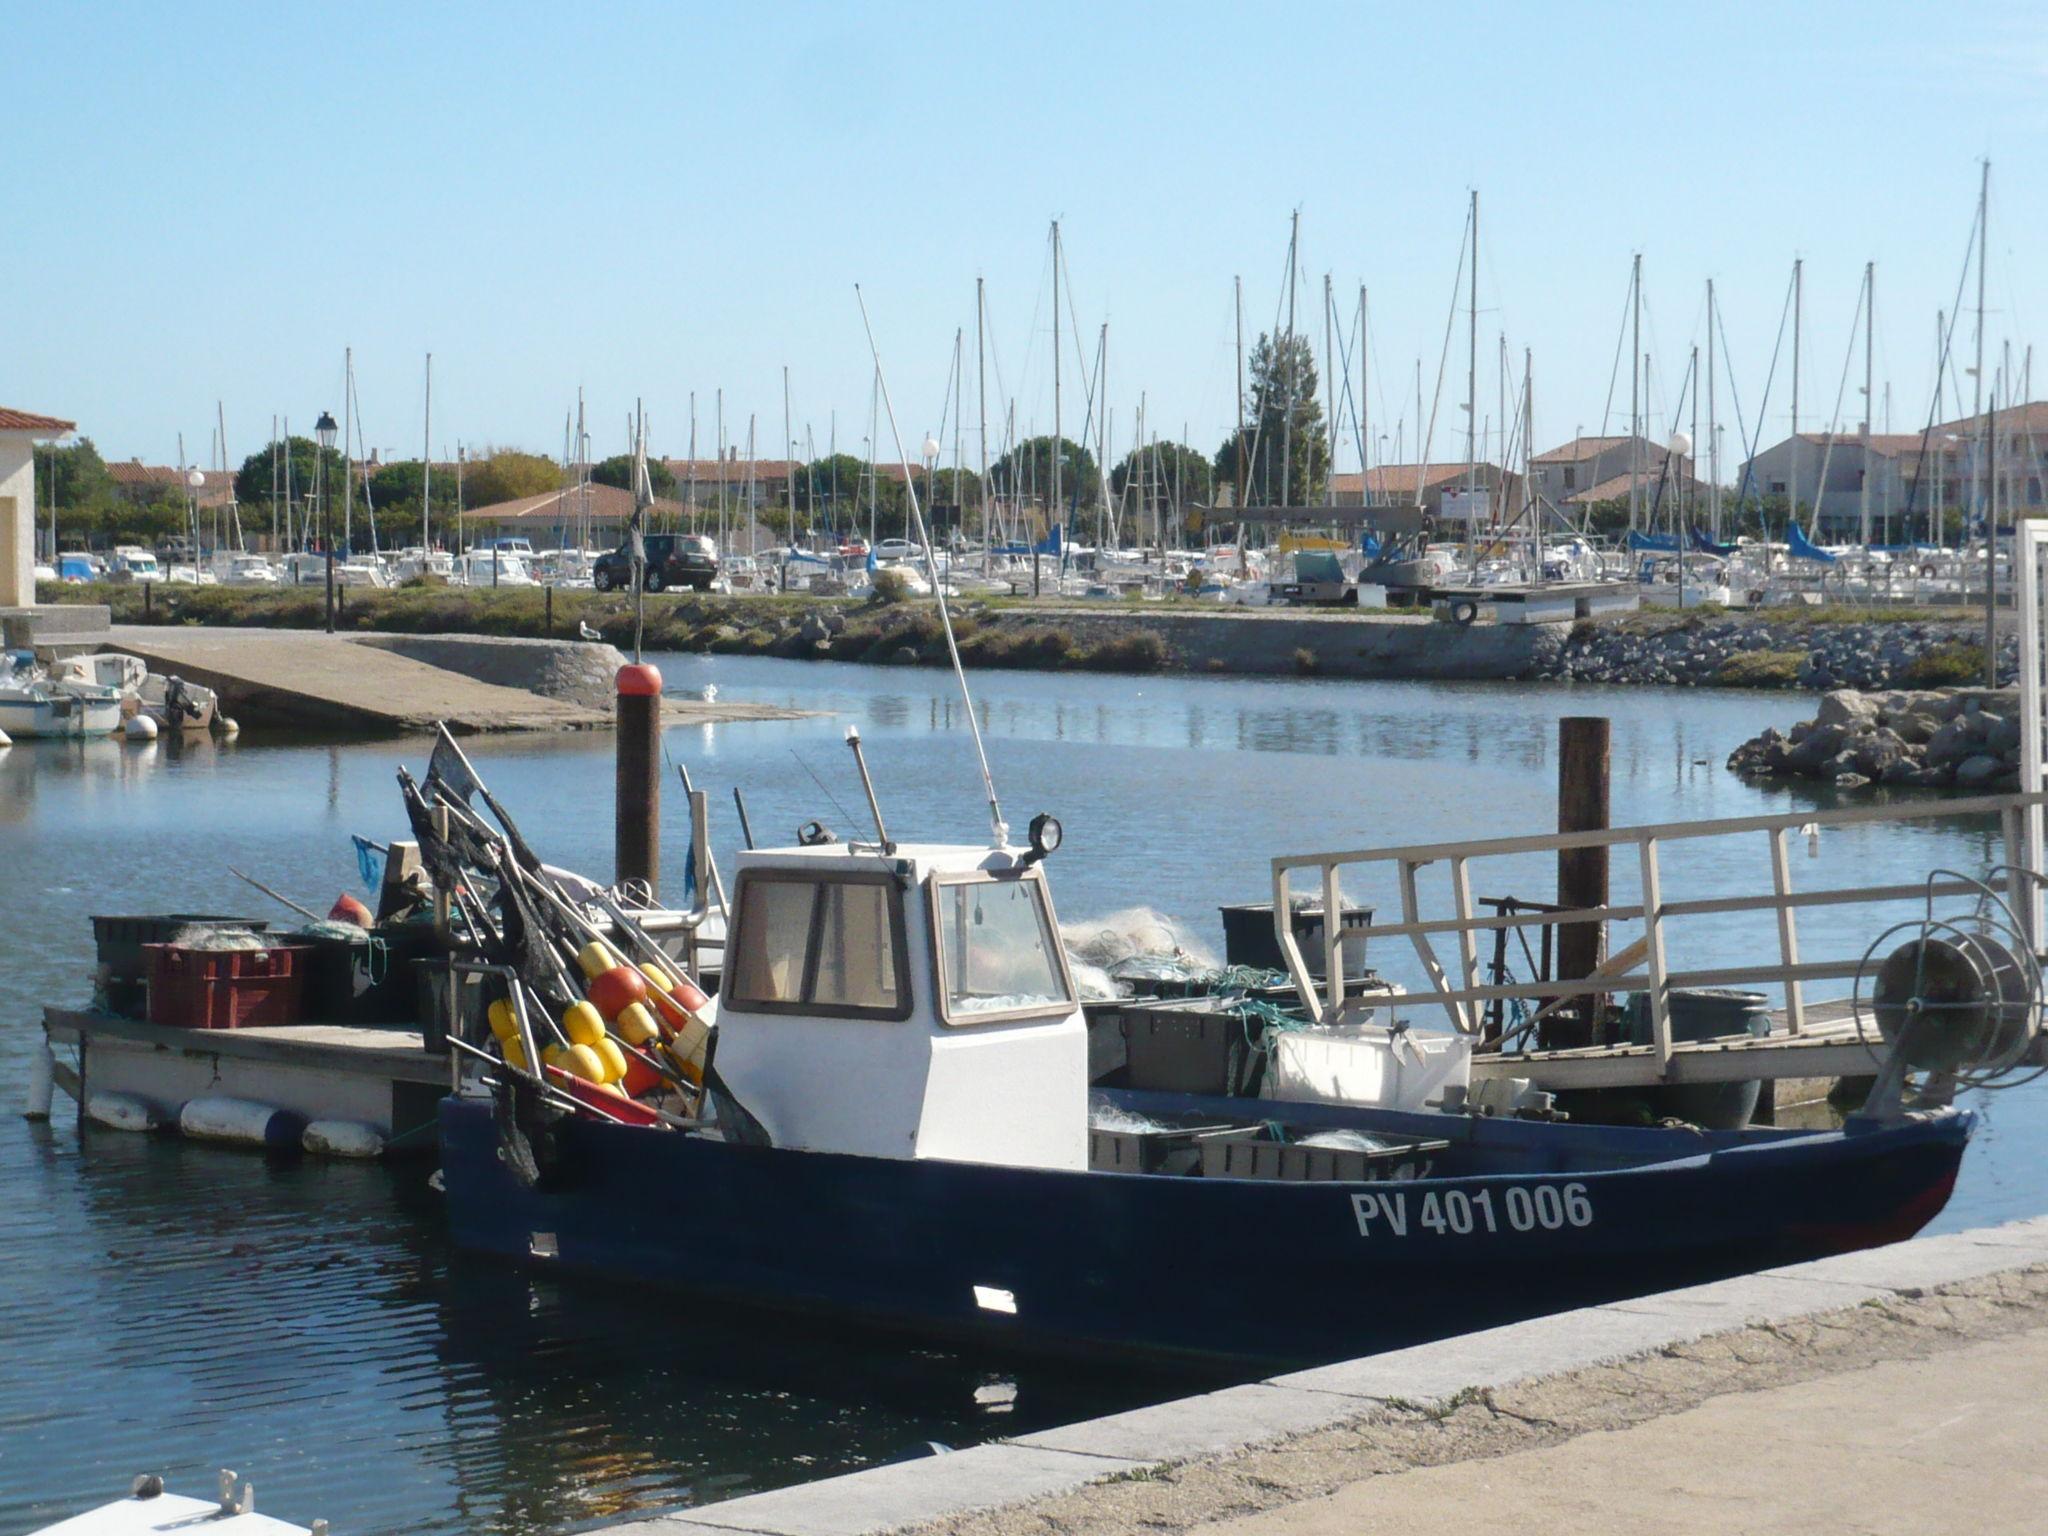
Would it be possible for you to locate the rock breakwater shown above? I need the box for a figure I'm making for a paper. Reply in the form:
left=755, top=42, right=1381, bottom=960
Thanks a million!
left=1727, top=686, right=2024, bottom=790
left=1544, top=616, right=2018, bottom=690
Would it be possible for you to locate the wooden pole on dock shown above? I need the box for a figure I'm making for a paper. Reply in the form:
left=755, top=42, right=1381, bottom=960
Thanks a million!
left=1553, top=716, right=1610, bottom=1049
left=616, top=663, right=662, bottom=897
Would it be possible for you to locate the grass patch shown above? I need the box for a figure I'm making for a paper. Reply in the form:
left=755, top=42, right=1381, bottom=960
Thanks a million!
left=1713, top=649, right=1806, bottom=687
left=1292, top=646, right=1319, bottom=675
left=1079, top=630, right=1167, bottom=673
left=1898, top=641, right=1988, bottom=688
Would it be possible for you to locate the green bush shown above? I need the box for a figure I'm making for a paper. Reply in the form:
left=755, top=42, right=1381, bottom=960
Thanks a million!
left=1712, top=650, right=1805, bottom=688
left=868, top=569, right=911, bottom=605
left=1080, top=631, right=1167, bottom=673
left=1899, top=642, right=1987, bottom=688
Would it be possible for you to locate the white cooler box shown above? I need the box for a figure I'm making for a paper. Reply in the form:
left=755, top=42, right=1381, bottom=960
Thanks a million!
left=1262, top=1024, right=1472, bottom=1112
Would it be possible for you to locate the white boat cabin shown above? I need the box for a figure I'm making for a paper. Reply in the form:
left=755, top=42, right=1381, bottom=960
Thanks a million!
left=712, top=841, right=1088, bottom=1172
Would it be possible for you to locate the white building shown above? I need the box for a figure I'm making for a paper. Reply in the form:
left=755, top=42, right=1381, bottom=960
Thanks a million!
left=0, top=407, right=76, bottom=609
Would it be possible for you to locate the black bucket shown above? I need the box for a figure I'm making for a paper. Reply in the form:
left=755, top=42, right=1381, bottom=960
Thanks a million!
left=1624, top=988, right=1772, bottom=1129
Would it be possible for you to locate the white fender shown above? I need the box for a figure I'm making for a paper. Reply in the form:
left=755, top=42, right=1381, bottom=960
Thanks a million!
left=302, top=1120, right=385, bottom=1159
left=24, top=1038, right=53, bottom=1120
left=86, top=1092, right=162, bottom=1132
left=125, top=714, right=160, bottom=741
left=179, top=1096, right=305, bottom=1148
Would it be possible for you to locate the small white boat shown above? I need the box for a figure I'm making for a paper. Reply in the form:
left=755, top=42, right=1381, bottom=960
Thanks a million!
left=23, top=1469, right=320, bottom=1536
left=214, top=553, right=280, bottom=586
left=0, top=680, right=123, bottom=738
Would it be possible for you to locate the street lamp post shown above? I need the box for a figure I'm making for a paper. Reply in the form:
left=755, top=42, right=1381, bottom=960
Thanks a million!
left=1668, top=430, right=1693, bottom=611
left=316, top=411, right=339, bottom=632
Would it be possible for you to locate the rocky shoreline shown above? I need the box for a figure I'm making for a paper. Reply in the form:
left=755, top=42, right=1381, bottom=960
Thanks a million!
left=1539, top=615, right=2017, bottom=691
left=1727, top=686, right=2024, bottom=791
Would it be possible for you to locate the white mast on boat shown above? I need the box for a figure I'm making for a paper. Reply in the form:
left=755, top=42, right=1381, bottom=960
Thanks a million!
left=1234, top=274, right=1248, bottom=571
left=422, top=353, right=433, bottom=554
left=342, top=349, right=354, bottom=556
left=784, top=365, right=796, bottom=542
left=270, top=414, right=280, bottom=551
left=1707, top=279, right=1719, bottom=539
left=1466, top=190, right=1478, bottom=569
left=1861, top=260, right=1875, bottom=547
left=1791, top=259, right=1802, bottom=537
left=1629, top=252, right=1641, bottom=532
left=1324, top=273, right=1336, bottom=509
left=1974, top=159, right=1993, bottom=686
left=1282, top=209, right=1298, bottom=512
left=219, top=400, right=242, bottom=552
left=977, top=276, right=990, bottom=573
left=1051, top=218, right=1062, bottom=550
left=1359, top=283, right=1370, bottom=509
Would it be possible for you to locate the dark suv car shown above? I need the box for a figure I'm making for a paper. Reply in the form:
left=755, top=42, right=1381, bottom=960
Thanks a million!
left=593, top=533, right=719, bottom=593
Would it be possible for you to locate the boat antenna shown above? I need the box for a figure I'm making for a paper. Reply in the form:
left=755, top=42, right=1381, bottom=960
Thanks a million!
left=855, top=283, right=1008, bottom=847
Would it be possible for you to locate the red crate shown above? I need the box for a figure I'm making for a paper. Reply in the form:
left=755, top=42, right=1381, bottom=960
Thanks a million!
left=144, top=943, right=309, bottom=1029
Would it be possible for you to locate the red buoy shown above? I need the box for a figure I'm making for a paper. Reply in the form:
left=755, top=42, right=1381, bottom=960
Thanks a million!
left=328, top=893, right=373, bottom=927
left=615, top=663, right=664, bottom=697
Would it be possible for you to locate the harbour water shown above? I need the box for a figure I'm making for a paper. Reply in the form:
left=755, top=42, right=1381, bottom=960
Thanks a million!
left=2, top=657, right=2042, bottom=1535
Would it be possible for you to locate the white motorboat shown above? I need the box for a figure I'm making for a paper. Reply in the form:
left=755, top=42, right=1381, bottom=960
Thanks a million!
left=110, top=546, right=163, bottom=583
left=214, top=553, right=280, bottom=586
left=335, top=557, right=392, bottom=589
left=22, top=1469, right=319, bottom=1536
left=455, top=550, right=534, bottom=587
left=0, top=678, right=123, bottom=738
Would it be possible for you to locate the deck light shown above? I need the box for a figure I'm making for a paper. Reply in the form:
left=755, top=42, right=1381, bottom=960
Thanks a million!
left=1025, top=813, right=1062, bottom=864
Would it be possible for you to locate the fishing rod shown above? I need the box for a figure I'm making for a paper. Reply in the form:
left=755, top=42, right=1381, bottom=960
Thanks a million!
left=854, top=282, right=1009, bottom=848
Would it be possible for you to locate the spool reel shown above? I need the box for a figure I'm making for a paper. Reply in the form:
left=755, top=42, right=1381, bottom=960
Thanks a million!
left=1852, top=869, right=2047, bottom=1115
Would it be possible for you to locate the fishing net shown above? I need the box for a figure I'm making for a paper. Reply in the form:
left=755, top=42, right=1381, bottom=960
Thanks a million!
left=1061, top=907, right=1218, bottom=973
left=166, top=925, right=267, bottom=952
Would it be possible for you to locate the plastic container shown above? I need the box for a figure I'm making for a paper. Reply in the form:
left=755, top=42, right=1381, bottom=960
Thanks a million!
left=93, top=914, right=272, bottom=1018
left=1219, top=901, right=1374, bottom=978
left=1262, top=1025, right=1473, bottom=1112
left=1624, top=988, right=1772, bottom=1129
left=299, top=926, right=445, bottom=1024
left=1120, top=999, right=1260, bottom=1095
left=145, top=943, right=307, bottom=1030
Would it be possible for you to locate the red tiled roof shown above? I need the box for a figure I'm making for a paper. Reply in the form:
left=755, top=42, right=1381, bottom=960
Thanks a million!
left=660, top=457, right=797, bottom=484
left=0, top=407, right=76, bottom=433
left=1564, top=467, right=1705, bottom=505
left=1332, top=462, right=1500, bottom=497
left=1531, top=434, right=1640, bottom=464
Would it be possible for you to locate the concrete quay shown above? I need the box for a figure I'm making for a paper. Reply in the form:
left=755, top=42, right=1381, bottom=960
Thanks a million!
left=100, top=625, right=805, bottom=733
left=605, top=1221, right=2048, bottom=1536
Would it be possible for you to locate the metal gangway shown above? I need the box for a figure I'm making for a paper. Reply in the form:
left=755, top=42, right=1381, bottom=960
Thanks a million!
left=1271, top=793, right=2044, bottom=1090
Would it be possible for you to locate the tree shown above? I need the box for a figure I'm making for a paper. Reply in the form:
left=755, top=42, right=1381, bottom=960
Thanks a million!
left=31, top=438, right=118, bottom=547
left=234, top=436, right=347, bottom=514
left=1217, top=332, right=1329, bottom=507
left=989, top=435, right=1099, bottom=519
left=1111, top=441, right=1214, bottom=540
left=463, top=449, right=563, bottom=507
left=591, top=453, right=677, bottom=499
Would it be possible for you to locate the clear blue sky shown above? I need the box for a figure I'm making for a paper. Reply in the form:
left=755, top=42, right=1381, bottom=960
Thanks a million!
left=13, top=0, right=2046, bottom=479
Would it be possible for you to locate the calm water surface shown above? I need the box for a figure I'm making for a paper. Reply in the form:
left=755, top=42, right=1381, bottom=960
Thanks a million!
left=1, top=656, right=2041, bottom=1532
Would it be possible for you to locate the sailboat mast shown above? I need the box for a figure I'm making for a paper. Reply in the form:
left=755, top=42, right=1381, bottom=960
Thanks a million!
left=1629, top=253, right=1641, bottom=531
left=422, top=353, right=433, bottom=553
left=270, top=413, right=280, bottom=551
left=1862, top=260, right=1875, bottom=546
left=784, top=365, right=796, bottom=539
left=977, top=277, right=990, bottom=569
left=1707, top=279, right=1719, bottom=538
left=1975, top=159, right=1992, bottom=686
left=1051, top=219, right=1062, bottom=543
left=1359, top=284, right=1370, bottom=508
left=1281, top=209, right=1298, bottom=509
left=1466, top=190, right=1478, bottom=563
left=1324, top=273, right=1335, bottom=508
left=1233, top=275, right=1246, bottom=513
left=342, top=351, right=353, bottom=556
left=1791, top=258, right=1803, bottom=535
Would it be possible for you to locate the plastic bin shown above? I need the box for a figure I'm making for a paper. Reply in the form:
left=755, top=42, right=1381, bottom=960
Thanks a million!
left=1120, top=999, right=1262, bottom=1096
left=93, top=914, right=272, bottom=1018
left=145, top=943, right=308, bottom=1029
left=299, top=926, right=445, bottom=1024
left=1624, top=988, right=1772, bottom=1129
left=1218, top=901, right=1373, bottom=978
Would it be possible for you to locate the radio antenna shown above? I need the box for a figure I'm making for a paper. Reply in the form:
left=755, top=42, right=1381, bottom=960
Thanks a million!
left=855, top=283, right=1009, bottom=847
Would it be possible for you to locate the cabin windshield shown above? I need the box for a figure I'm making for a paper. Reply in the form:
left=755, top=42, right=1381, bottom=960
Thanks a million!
left=932, top=875, right=1071, bottom=1023
left=726, top=871, right=909, bottom=1019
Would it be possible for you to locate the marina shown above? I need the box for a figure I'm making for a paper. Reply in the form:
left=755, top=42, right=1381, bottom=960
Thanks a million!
left=10, top=9, right=2048, bottom=1534
left=7, top=655, right=2048, bottom=1534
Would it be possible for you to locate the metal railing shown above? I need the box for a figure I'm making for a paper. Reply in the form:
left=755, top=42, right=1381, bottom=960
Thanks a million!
left=1271, top=792, right=2046, bottom=1078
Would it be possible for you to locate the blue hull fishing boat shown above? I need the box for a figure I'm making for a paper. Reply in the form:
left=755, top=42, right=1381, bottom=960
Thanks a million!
left=438, top=1089, right=1970, bottom=1368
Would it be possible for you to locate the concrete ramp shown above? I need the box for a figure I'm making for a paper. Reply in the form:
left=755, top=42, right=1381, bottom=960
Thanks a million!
left=102, top=625, right=803, bottom=734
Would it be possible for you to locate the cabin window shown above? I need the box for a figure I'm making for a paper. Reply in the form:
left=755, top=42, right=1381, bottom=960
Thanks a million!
left=726, top=872, right=911, bottom=1020
left=931, top=874, right=1072, bottom=1023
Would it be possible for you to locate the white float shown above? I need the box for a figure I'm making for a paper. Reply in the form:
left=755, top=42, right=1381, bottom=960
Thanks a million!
left=24, top=1039, right=54, bottom=1120
left=179, top=1096, right=306, bottom=1148
left=85, top=1092, right=162, bottom=1133
left=302, top=1120, right=385, bottom=1159
left=124, top=714, right=159, bottom=741
left=0, top=725, right=11, bottom=748
left=217, top=717, right=240, bottom=738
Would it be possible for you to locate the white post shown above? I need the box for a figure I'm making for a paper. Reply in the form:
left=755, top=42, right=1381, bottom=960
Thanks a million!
left=2018, top=518, right=2047, bottom=944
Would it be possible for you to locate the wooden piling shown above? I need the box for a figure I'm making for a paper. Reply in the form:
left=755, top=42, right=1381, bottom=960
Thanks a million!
left=615, top=663, right=662, bottom=897
left=1551, top=715, right=1610, bottom=1049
